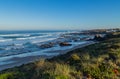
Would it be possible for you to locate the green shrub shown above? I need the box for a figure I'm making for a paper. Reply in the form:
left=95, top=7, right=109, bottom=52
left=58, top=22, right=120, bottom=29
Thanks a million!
left=71, top=53, right=80, bottom=61
left=0, top=72, right=15, bottom=79
left=55, top=75, right=69, bottom=79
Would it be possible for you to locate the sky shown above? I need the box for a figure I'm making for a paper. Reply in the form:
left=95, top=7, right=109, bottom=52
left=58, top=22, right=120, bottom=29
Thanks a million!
left=0, top=0, right=120, bottom=30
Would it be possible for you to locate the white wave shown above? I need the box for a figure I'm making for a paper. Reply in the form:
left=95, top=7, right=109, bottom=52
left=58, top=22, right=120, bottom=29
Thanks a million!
left=16, top=38, right=28, bottom=40
left=16, top=34, right=53, bottom=41
left=0, top=34, right=30, bottom=37
left=0, top=39, right=13, bottom=42
left=31, top=38, right=57, bottom=43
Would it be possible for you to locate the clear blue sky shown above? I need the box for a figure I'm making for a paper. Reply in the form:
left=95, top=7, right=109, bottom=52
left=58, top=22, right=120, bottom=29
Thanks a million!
left=0, top=0, right=120, bottom=30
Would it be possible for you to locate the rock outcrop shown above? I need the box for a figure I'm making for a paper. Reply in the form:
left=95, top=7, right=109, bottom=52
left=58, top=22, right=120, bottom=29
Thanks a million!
left=59, top=42, right=72, bottom=46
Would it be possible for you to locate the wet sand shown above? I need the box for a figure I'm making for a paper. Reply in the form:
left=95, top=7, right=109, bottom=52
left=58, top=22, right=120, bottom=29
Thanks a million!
left=0, top=41, right=95, bottom=71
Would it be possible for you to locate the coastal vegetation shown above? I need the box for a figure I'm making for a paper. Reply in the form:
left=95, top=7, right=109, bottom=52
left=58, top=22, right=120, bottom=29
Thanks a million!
left=0, top=30, right=120, bottom=79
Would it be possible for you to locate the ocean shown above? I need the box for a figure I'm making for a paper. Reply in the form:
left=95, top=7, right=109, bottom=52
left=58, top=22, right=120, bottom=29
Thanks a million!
left=0, top=30, right=93, bottom=67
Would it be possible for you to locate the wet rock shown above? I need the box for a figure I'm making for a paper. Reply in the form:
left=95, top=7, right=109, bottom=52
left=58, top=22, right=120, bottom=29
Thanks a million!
left=94, top=34, right=105, bottom=41
left=40, top=42, right=54, bottom=49
left=59, top=42, right=72, bottom=46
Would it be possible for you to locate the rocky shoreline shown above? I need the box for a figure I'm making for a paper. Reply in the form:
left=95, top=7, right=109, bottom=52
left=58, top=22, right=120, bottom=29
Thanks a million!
left=0, top=41, right=95, bottom=71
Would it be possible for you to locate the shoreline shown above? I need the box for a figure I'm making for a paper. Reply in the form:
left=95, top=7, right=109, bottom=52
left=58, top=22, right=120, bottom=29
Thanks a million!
left=0, top=41, right=95, bottom=71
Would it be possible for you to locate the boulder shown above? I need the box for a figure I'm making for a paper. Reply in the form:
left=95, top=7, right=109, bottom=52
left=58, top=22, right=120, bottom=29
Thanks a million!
left=40, top=43, right=54, bottom=49
left=59, top=42, right=72, bottom=46
left=94, top=34, right=105, bottom=41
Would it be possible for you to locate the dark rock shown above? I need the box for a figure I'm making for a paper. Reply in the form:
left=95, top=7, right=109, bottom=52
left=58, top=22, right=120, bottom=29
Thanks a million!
left=94, top=34, right=105, bottom=41
left=59, top=42, right=72, bottom=46
left=40, top=43, right=54, bottom=49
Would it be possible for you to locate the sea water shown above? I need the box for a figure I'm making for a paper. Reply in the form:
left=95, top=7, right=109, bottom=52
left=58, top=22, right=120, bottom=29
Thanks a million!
left=0, top=30, right=93, bottom=66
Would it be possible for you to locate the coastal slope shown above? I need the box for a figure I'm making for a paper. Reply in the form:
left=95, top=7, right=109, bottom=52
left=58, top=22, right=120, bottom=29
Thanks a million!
left=0, top=31, right=120, bottom=79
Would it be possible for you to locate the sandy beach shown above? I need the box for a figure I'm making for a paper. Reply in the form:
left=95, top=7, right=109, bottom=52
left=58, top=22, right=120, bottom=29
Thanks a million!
left=0, top=41, right=95, bottom=71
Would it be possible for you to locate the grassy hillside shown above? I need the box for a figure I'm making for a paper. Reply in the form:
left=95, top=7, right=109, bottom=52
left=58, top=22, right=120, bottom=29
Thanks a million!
left=0, top=32, right=120, bottom=79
